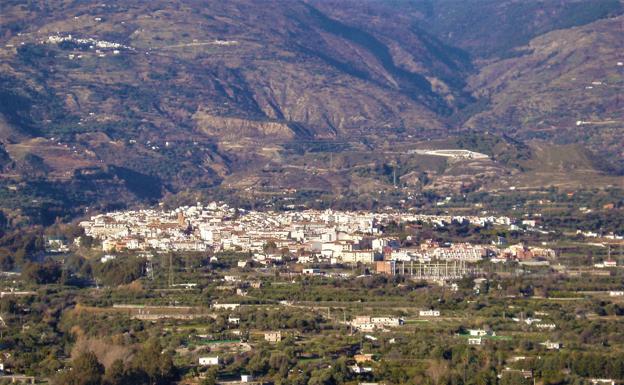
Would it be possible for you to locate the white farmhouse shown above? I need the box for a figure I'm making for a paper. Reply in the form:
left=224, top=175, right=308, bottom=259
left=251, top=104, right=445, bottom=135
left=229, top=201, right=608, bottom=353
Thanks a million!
left=419, top=310, right=440, bottom=317
left=199, top=356, right=219, bottom=366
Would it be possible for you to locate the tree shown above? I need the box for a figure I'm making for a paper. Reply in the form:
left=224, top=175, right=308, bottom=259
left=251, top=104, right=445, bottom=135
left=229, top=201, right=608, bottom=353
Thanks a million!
left=246, top=351, right=268, bottom=375
left=129, top=339, right=175, bottom=385
left=94, top=257, right=145, bottom=286
left=330, top=357, right=349, bottom=384
left=55, top=351, right=104, bottom=385
left=0, top=210, right=7, bottom=232
left=0, top=297, right=17, bottom=314
left=22, top=261, right=62, bottom=284
left=103, top=359, right=129, bottom=385
left=308, top=368, right=334, bottom=385
left=0, top=248, right=14, bottom=271
left=201, top=366, right=218, bottom=385
left=427, top=359, right=450, bottom=385
left=500, top=372, right=531, bottom=385
left=269, top=352, right=288, bottom=372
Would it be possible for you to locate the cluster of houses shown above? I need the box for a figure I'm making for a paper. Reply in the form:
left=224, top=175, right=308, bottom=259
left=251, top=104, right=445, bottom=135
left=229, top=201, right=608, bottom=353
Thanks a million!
left=45, top=34, right=133, bottom=59
left=496, top=243, right=556, bottom=260
left=46, top=34, right=133, bottom=51
left=78, top=202, right=553, bottom=268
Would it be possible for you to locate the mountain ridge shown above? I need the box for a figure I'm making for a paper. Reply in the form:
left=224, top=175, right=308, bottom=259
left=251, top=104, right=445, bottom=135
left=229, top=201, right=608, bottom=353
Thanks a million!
left=0, top=0, right=622, bottom=226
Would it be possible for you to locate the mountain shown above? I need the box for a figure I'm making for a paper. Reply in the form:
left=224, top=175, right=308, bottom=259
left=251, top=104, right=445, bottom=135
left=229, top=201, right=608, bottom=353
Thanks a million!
left=310, top=0, right=624, bottom=161
left=0, top=0, right=622, bottom=225
left=464, top=14, right=624, bottom=162
left=406, top=0, right=623, bottom=59
left=1, top=0, right=474, bottom=142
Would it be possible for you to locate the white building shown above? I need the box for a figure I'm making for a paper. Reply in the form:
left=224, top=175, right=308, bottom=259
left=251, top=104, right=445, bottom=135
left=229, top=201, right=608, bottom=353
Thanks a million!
left=237, top=260, right=249, bottom=268
left=101, top=254, right=116, bottom=263
left=352, top=316, right=403, bottom=330
left=540, top=341, right=561, bottom=350
left=590, top=379, right=615, bottom=385
left=199, top=356, right=219, bottom=366
left=265, top=331, right=282, bottom=342
left=419, top=310, right=440, bottom=317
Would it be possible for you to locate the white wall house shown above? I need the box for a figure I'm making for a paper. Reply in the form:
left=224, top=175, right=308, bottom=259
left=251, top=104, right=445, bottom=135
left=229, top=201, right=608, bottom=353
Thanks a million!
left=419, top=310, right=440, bottom=317
left=199, top=356, right=219, bottom=366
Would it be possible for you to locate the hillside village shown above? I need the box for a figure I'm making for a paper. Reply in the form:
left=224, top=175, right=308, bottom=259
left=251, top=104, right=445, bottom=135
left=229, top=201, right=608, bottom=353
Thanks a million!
left=79, top=202, right=556, bottom=273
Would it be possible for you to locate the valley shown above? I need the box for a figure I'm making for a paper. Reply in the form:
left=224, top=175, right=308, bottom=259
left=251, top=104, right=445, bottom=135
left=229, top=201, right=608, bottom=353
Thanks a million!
left=1, top=1, right=623, bottom=229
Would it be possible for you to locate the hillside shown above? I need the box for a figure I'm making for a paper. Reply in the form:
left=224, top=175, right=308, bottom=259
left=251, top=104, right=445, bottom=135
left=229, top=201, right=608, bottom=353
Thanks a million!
left=413, top=0, right=623, bottom=59
left=0, top=0, right=623, bottom=225
left=0, top=0, right=471, bottom=142
left=464, top=15, right=624, bottom=164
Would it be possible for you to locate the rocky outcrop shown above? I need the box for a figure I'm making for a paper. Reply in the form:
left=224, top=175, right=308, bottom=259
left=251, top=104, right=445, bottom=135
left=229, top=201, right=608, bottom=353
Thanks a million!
left=193, top=109, right=295, bottom=140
